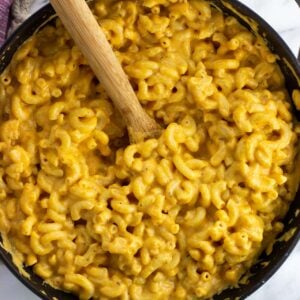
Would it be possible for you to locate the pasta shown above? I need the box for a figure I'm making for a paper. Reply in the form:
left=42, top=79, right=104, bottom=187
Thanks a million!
left=0, top=0, right=299, bottom=299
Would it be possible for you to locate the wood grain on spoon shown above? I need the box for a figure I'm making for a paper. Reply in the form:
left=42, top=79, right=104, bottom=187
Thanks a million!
left=49, top=0, right=161, bottom=143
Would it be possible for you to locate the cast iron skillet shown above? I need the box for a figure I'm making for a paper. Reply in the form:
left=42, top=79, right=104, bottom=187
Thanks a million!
left=0, top=1, right=300, bottom=299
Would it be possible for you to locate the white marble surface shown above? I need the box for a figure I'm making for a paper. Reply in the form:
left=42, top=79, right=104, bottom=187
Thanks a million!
left=0, top=0, right=300, bottom=300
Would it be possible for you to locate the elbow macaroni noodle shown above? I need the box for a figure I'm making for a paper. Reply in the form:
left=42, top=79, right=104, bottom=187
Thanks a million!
left=0, top=0, right=300, bottom=299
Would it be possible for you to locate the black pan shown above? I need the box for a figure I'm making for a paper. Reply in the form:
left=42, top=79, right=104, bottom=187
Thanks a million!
left=0, top=1, right=300, bottom=299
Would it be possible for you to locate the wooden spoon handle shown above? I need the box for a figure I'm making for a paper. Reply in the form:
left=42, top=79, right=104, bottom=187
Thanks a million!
left=49, top=0, right=160, bottom=141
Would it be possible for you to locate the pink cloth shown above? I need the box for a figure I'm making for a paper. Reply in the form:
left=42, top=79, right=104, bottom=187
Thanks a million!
left=0, top=0, right=13, bottom=46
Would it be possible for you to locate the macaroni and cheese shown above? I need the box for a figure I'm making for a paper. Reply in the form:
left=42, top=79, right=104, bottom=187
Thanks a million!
left=0, top=0, right=299, bottom=299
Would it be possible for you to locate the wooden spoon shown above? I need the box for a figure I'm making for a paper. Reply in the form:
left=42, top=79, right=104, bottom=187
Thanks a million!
left=49, top=0, right=161, bottom=143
